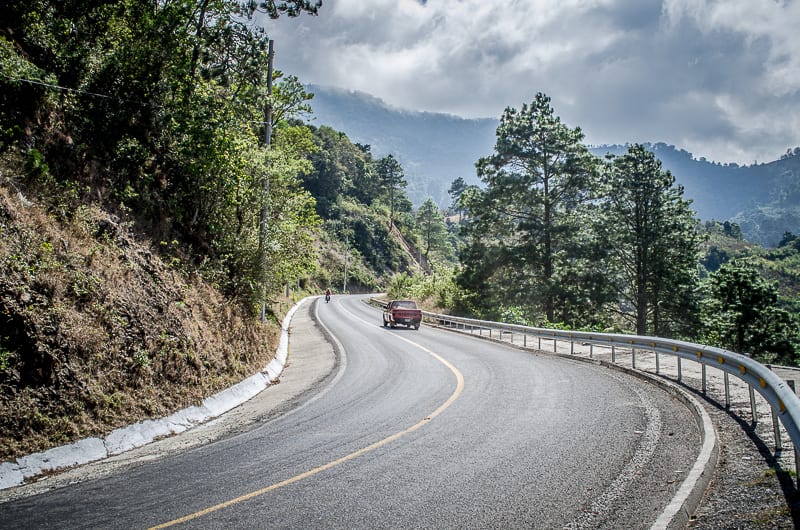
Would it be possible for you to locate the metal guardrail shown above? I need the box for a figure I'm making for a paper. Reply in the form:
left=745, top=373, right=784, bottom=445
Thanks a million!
left=369, top=298, right=800, bottom=480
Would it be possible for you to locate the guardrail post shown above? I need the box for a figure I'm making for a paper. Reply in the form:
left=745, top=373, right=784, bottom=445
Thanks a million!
left=510, top=331, right=514, bottom=345
left=632, top=347, right=637, bottom=370
left=677, top=358, right=682, bottom=382
left=701, top=364, right=707, bottom=394
left=724, top=372, right=731, bottom=409
left=570, top=335, right=574, bottom=355
left=523, top=333, right=527, bottom=348
left=538, top=336, right=541, bottom=350
left=789, top=381, right=800, bottom=488
left=611, top=344, right=616, bottom=363
left=749, top=385, right=757, bottom=424
left=655, top=348, right=660, bottom=374
left=590, top=343, right=594, bottom=358
left=553, top=337, right=557, bottom=353
left=772, top=407, right=783, bottom=452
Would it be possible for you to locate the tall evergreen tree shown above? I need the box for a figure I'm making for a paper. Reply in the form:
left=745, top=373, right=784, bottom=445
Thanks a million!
left=702, top=260, right=799, bottom=364
left=459, top=93, right=598, bottom=323
left=448, top=177, right=468, bottom=223
left=416, top=198, right=452, bottom=263
left=600, top=144, right=702, bottom=336
left=375, top=154, right=407, bottom=228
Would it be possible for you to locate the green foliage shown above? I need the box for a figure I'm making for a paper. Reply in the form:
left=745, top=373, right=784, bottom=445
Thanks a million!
left=299, top=121, right=431, bottom=289
left=23, top=148, right=50, bottom=181
left=388, top=272, right=415, bottom=299
left=303, top=125, right=364, bottom=216
left=0, top=0, right=324, bottom=311
left=459, top=92, right=601, bottom=325
left=0, top=345, right=12, bottom=372
left=499, top=306, right=533, bottom=326
left=701, top=260, right=800, bottom=364
left=385, top=261, right=459, bottom=310
left=375, top=154, right=408, bottom=227
left=599, top=144, right=703, bottom=337
left=415, top=198, right=454, bottom=263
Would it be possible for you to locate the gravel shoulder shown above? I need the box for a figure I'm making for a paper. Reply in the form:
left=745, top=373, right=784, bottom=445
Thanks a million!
left=684, top=376, right=800, bottom=529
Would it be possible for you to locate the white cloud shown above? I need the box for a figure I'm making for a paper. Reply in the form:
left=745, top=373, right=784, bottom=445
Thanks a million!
left=262, top=0, right=800, bottom=164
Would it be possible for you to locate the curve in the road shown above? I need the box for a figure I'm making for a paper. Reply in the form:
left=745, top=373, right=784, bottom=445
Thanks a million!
left=150, top=301, right=464, bottom=529
left=0, top=296, right=711, bottom=529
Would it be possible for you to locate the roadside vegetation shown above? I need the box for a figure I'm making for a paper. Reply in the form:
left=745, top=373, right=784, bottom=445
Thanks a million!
left=444, top=94, right=800, bottom=366
left=0, top=0, right=447, bottom=460
left=1, top=1, right=799, bottom=463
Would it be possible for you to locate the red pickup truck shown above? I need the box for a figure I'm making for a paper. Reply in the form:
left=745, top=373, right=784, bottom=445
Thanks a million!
left=382, top=300, right=422, bottom=330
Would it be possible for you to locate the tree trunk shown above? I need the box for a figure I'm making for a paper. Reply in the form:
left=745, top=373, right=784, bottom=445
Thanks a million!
left=636, top=253, right=648, bottom=335
left=543, top=174, right=554, bottom=322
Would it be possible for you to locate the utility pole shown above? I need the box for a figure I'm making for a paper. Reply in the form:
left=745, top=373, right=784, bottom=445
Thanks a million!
left=259, top=39, right=274, bottom=322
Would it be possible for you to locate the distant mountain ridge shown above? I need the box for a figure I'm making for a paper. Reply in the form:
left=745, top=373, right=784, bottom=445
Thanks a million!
left=306, top=84, right=800, bottom=246
left=306, top=84, right=497, bottom=204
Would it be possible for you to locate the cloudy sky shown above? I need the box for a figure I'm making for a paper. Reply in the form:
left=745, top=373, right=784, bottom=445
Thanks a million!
left=260, top=0, right=799, bottom=165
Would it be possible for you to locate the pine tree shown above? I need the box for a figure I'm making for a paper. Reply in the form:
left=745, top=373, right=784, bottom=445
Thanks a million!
left=416, top=198, right=452, bottom=263
left=375, top=154, right=407, bottom=228
left=459, top=93, right=598, bottom=323
left=448, top=177, right=468, bottom=223
left=702, top=260, right=799, bottom=364
left=600, top=144, right=702, bottom=336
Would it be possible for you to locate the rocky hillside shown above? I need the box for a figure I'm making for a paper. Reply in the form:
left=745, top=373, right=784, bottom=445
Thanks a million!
left=0, top=182, right=280, bottom=462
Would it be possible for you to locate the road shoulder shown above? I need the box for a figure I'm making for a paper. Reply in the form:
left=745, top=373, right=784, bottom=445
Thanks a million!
left=0, top=298, right=337, bottom=502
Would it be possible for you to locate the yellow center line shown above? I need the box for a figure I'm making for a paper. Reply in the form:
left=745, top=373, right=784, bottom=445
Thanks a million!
left=150, top=301, right=464, bottom=529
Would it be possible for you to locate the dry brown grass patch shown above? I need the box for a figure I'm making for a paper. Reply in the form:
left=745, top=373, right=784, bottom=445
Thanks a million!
left=0, top=184, right=280, bottom=461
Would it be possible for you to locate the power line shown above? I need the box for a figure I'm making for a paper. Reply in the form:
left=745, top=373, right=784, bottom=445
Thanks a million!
left=1, top=72, right=150, bottom=106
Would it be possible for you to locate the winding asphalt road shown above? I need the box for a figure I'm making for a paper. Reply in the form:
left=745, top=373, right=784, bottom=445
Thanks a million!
left=0, top=295, right=702, bottom=529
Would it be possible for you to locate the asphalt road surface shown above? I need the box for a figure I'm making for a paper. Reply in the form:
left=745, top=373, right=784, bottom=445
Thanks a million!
left=0, top=295, right=702, bottom=529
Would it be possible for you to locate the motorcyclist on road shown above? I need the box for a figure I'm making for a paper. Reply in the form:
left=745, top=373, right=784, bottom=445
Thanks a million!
left=325, top=288, right=331, bottom=303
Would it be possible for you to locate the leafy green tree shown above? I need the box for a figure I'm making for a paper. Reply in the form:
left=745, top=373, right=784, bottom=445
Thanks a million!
left=374, top=154, right=408, bottom=227
left=0, top=0, right=324, bottom=309
left=416, top=198, right=453, bottom=263
left=702, top=260, right=799, bottom=364
left=459, top=93, right=598, bottom=323
left=448, top=177, right=467, bottom=222
left=303, top=125, right=365, bottom=216
left=599, top=144, right=702, bottom=336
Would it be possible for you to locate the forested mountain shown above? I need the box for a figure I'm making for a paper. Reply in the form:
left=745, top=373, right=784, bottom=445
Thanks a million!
left=590, top=144, right=800, bottom=246
left=308, top=85, right=800, bottom=246
left=306, top=84, right=497, bottom=206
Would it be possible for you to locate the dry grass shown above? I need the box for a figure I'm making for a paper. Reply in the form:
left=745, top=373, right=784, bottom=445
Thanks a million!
left=0, top=185, right=280, bottom=461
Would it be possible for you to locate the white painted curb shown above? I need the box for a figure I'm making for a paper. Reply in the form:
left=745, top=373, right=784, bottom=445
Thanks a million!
left=0, top=297, right=311, bottom=490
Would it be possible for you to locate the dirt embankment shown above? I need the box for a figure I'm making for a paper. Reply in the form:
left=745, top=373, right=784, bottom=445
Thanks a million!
left=0, top=185, right=279, bottom=461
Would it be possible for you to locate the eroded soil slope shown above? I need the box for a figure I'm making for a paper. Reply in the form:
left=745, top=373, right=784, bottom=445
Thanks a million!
left=0, top=185, right=279, bottom=461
